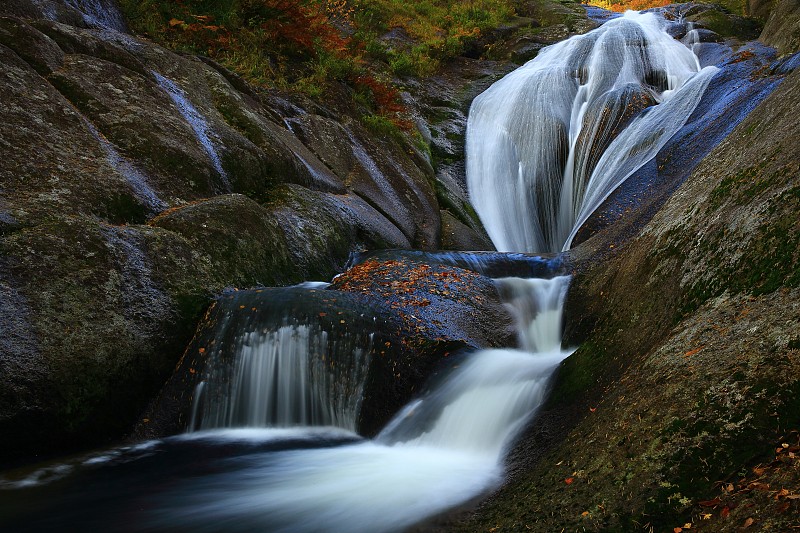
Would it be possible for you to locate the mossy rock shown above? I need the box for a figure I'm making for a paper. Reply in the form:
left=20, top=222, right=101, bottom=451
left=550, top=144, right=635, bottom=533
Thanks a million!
left=760, top=0, right=800, bottom=54
left=449, top=32, right=800, bottom=533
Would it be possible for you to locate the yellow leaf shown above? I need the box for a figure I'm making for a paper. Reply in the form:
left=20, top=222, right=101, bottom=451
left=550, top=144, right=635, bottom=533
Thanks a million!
left=168, top=18, right=185, bottom=27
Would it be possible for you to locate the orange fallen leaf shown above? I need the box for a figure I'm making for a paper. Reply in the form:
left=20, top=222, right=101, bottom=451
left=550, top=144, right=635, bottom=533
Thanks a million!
left=168, top=18, right=185, bottom=27
left=565, top=477, right=574, bottom=485
left=684, top=346, right=703, bottom=357
left=743, top=517, right=754, bottom=528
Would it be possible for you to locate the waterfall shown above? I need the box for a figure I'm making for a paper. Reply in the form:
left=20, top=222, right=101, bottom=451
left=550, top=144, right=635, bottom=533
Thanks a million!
left=141, top=276, right=573, bottom=533
left=466, top=11, right=717, bottom=253
left=0, top=9, right=723, bottom=533
left=152, top=71, right=231, bottom=191
left=187, top=289, right=375, bottom=432
left=191, top=324, right=372, bottom=432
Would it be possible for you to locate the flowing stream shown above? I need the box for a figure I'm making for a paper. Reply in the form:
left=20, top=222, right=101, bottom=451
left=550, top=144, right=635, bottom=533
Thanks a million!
left=1, top=8, right=717, bottom=532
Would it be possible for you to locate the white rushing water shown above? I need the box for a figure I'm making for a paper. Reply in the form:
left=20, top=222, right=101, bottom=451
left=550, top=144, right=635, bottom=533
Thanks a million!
left=148, top=276, right=573, bottom=533
left=192, top=324, right=373, bottom=432
left=467, top=10, right=717, bottom=253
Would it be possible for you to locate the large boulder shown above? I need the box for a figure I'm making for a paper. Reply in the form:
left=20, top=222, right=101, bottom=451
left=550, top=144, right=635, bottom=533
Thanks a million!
left=0, top=5, right=445, bottom=462
left=136, top=257, right=516, bottom=440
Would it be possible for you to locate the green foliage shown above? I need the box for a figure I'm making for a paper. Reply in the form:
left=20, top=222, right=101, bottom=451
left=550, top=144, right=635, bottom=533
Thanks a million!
left=354, top=0, right=515, bottom=76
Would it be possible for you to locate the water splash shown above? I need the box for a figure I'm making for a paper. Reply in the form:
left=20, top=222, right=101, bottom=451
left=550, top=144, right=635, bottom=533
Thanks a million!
left=467, top=11, right=717, bottom=253
left=152, top=71, right=231, bottom=192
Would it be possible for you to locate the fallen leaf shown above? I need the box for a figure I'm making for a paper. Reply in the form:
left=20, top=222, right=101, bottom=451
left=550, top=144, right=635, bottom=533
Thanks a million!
left=684, top=346, right=703, bottom=357
left=683, top=523, right=692, bottom=529
left=699, top=498, right=721, bottom=507
left=581, top=511, right=589, bottom=517
left=743, top=517, right=754, bottom=528
left=701, top=514, right=712, bottom=520
left=565, top=477, right=574, bottom=485
left=168, top=18, right=185, bottom=27
left=721, top=506, right=730, bottom=518
left=674, top=528, right=683, bottom=533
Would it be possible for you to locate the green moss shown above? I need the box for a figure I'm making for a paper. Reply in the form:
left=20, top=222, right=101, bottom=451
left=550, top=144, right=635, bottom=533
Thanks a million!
left=95, top=192, right=149, bottom=225
left=549, top=340, right=609, bottom=404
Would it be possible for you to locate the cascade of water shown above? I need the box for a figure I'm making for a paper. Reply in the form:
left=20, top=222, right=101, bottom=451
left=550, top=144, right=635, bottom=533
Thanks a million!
left=192, top=324, right=372, bottom=431
left=152, top=71, right=231, bottom=191
left=136, top=276, right=573, bottom=533
left=466, top=11, right=717, bottom=253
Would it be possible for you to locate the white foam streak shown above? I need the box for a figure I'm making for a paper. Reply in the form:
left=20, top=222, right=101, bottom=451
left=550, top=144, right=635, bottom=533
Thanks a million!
left=148, top=441, right=499, bottom=533
left=152, top=71, right=230, bottom=191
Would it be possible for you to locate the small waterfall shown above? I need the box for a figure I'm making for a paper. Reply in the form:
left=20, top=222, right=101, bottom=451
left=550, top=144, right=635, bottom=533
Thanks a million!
left=138, top=276, right=573, bottom=533
left=466, top=11, right=717, bottom=253
left=152, top=71, right=231, bottom=191
left=192, top=324, right=372, bottom=432
left=497, top=276, right=571, bottom=353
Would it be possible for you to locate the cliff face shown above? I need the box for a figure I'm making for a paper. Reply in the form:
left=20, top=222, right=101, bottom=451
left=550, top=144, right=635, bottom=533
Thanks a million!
left=450, top=2, right=800, bottom=531
left=0, top=0, right=461, bottom=461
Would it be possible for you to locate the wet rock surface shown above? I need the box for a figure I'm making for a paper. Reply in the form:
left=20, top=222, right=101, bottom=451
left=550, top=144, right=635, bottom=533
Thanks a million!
left=137, top=259, right=516, bottom=440
left=0, top=1, right=446, bottom=461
